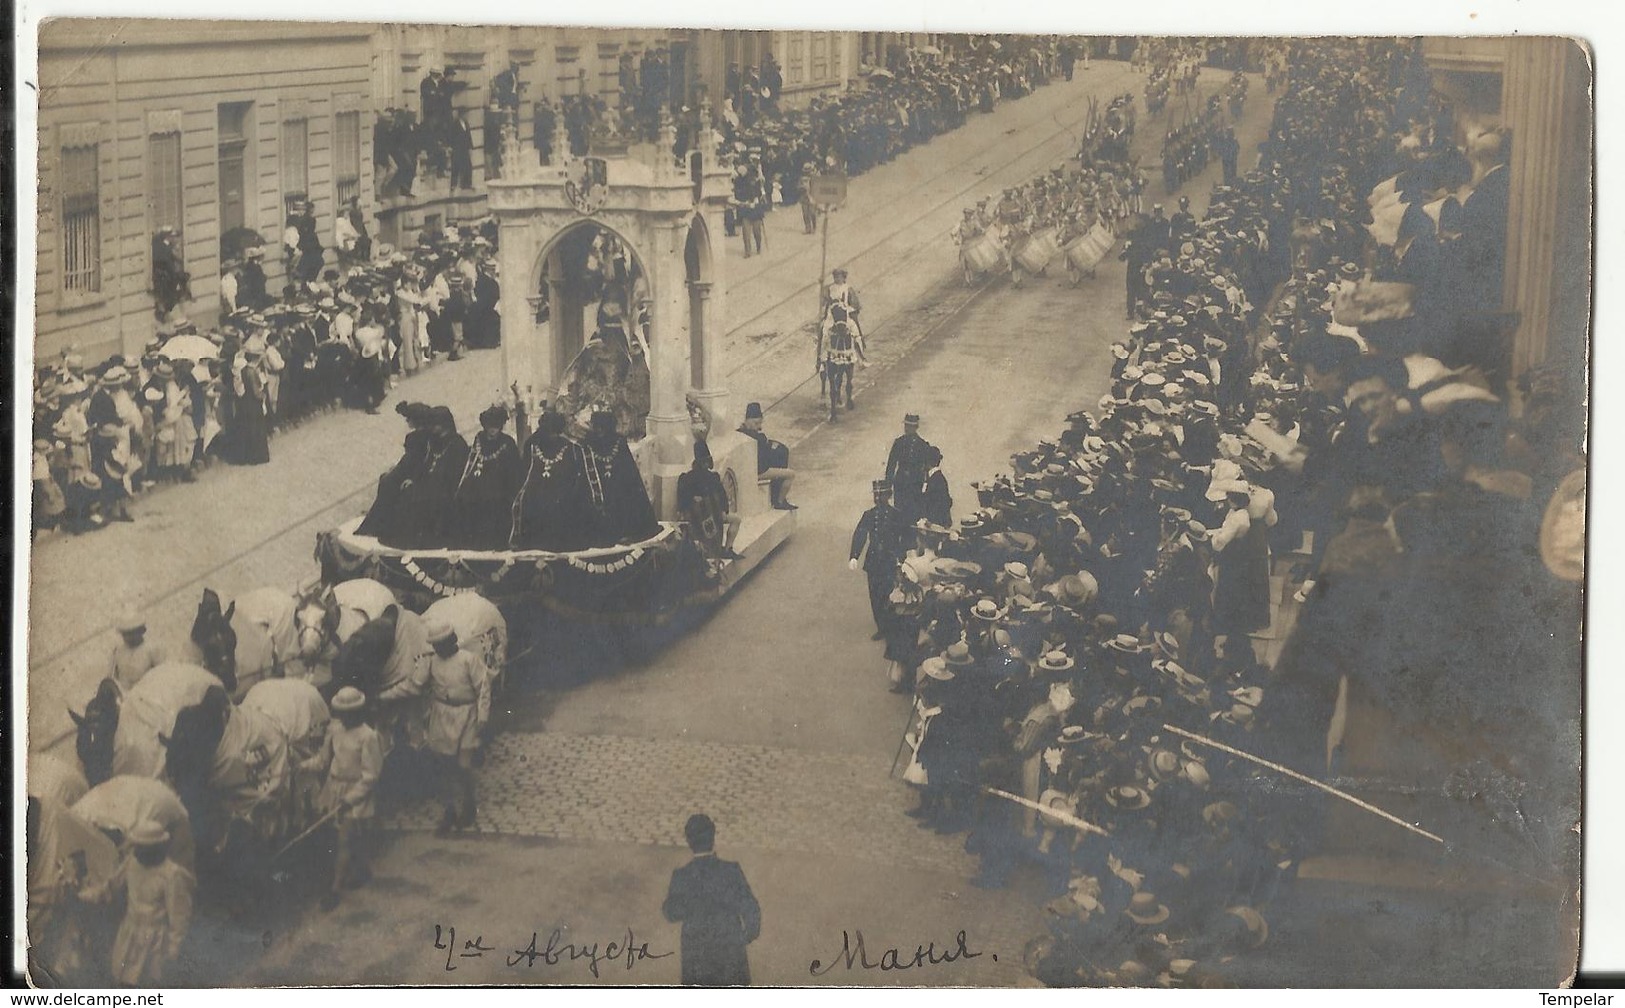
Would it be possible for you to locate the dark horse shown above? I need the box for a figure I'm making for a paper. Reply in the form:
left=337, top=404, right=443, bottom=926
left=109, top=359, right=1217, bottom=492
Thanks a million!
left=328, top=603, right=400, bottom=703
left=69, top=678, right=123, bottom=787
left=330, top=604, right=435, bottom=810
left=161, top=686, right=278, bottom=916
left=191, top=588, right=240, bottom=697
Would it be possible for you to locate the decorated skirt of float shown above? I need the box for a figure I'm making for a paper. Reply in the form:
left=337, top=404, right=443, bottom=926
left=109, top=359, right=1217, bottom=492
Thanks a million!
left=314, top=517, right=719, bottom=625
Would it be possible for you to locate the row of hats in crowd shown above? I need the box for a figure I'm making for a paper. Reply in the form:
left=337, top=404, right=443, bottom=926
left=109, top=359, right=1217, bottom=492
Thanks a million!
left=880, top=38, right=1476, bottom=988
left=29, top=219, right=503, bottom=535
left=716, top=35, right=1069, bottom=189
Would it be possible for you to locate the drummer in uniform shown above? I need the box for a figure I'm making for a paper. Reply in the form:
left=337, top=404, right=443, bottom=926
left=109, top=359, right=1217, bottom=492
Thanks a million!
left=423, top=619, right=491, bottom=836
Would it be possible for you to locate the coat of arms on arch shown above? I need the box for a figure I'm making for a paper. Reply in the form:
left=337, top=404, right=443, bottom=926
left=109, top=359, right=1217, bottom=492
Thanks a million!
left=565, top=156, right=611, bottom=215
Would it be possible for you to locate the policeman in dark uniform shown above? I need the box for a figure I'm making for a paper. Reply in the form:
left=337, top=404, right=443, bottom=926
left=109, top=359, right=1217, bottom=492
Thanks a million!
left=850, top=479, right=909, bottom=641
left=1170, top=195, right=1197, bottom=240
left=885, top=413, right=932, bottom=522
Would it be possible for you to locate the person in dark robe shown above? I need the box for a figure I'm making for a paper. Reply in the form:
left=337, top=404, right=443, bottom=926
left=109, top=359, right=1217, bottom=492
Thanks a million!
left=468, top=259, right=502, bottom=349
left=238, top=249, right=271, bottom=310
left=676, top=439, right=741, bottom=560
left=578, top=410, right=659, bottom=547
left=292, top=203, right=325, bottom=283
left=220, top=341, right=271, bottom=466
left=358, top=402, right=434, bottom=541
left=510, top=411, right=591, bottom=551
left=446, top=405, right=521, bottom=549
left=918, top=444, right=953, bottom=529
left=151, top=228, right=191, bottom=320
left=389, top=406, right=469, bottom=548
left=662, top=813, right=760, bottom=986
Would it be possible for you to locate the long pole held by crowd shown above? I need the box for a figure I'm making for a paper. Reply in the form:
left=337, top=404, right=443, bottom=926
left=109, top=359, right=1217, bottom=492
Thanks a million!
left=1161, top=723, right=1448, bottom=845
left=818, top=201, right=831, bottom=333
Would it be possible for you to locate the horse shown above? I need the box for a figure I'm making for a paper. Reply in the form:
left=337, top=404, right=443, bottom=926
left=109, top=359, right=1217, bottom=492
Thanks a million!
left=68, top=662, right=224, bottom=786
left=162, top=684, right=297, bottom=916
left=423, top=592, right=509, bottom=705
left=240, top=677, right=331, bottom=828
left=71, top=775, right=198, bottom=872
left=188, top=580, right=393, bottom=699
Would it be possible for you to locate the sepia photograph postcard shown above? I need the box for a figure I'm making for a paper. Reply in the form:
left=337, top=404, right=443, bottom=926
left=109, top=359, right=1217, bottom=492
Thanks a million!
left=12, top=0, right=1604, bottom=990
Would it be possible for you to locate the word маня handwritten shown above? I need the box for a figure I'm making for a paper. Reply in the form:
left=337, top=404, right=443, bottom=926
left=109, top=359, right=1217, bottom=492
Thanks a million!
left=434, top=924, right=672, bottom=978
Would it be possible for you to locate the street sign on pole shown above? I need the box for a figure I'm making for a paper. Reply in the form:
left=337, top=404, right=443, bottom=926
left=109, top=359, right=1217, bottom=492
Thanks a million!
left=809, top=172, right=848, bottom=208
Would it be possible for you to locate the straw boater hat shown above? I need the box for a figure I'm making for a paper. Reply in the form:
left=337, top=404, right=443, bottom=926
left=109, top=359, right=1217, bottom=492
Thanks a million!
left=1038, top=650, right=1075, bottom=673
left=943, top=642, right=977, bottom=669
left=1105, top=633, right=1149, bottom=655
left=1106, top=784, right=1151, bottom=810
left=1149, top=748, right=1181, bottom=780
left=1003, top=561, right=1030, bottom=580
left=1225, top=906, right=1270, bottom=948
left=331, top=686, right=367, bottom=712
left=1057, top=725, right=1089, bottom=746
left=971, top=598, right=1006, bottom=622
left=1126, top=891, right=1171, bottom=925
left=100, top=365, right=130, bottom=385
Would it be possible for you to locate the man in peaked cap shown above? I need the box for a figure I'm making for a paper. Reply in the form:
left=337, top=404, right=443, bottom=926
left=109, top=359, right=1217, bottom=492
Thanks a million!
left=850, top=479, right=910, bottom=640
left=886, top=413, right=933, bottom=524
left=738, top=401, right=796, bottom=510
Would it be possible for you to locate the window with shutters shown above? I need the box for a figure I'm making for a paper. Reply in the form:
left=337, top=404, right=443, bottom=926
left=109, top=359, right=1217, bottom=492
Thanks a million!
left=147, top=131, right=184, bottom=239
left=60, top=143, right=101, bottom=295
left=556, top=46, right=581, bottom=96
left=599, top=43, right=620, bottom=98
left=830, top=34, right=843, bottom=81
left=282, top=117, right=309, bottom=204
left=811, top=35, right=829, bottom=82
left=333, top=110, right=361, bottom=207
left=787, top=35, right=805, bottom=85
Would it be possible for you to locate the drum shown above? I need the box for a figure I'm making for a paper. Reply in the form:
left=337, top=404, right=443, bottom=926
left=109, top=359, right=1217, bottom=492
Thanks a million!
left=961, top=231, right=1007, bottom=275
left=1065, top=222, right=1117, bottom=273
left=1015, top=228, right=1062, bottom=274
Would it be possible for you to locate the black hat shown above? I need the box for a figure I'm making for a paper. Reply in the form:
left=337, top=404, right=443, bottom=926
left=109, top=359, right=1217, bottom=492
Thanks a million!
left=429, top=405, right=456, bottom=429
left=478, top=404, right=509, bottom=428
left=872, top=480, right=892, bottom=494
left=744, top=402, right=763, bottom=420
left=693, top=439, right=713, bottom=465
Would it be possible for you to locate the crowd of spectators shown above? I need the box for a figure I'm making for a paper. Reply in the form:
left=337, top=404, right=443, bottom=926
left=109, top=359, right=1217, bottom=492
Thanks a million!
left=852, top=37, right=1573, bottom=987
left=708, top=36, right=1075, bottom=246
left=31, top=218, right=502, bottom=538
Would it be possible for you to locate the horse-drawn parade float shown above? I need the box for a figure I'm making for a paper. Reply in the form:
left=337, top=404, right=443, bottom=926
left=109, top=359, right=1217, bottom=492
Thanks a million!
left=34, top=111, right=797, bottom=981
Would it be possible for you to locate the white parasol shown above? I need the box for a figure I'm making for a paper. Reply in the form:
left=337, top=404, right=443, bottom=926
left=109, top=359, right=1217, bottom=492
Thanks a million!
left=159, top=333, right=221, bottom=363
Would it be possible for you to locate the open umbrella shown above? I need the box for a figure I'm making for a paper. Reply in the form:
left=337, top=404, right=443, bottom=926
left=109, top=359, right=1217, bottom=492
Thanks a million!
left=158, top=333, right=221, bottom=363
left=867, top=67, right=895, bottom=79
